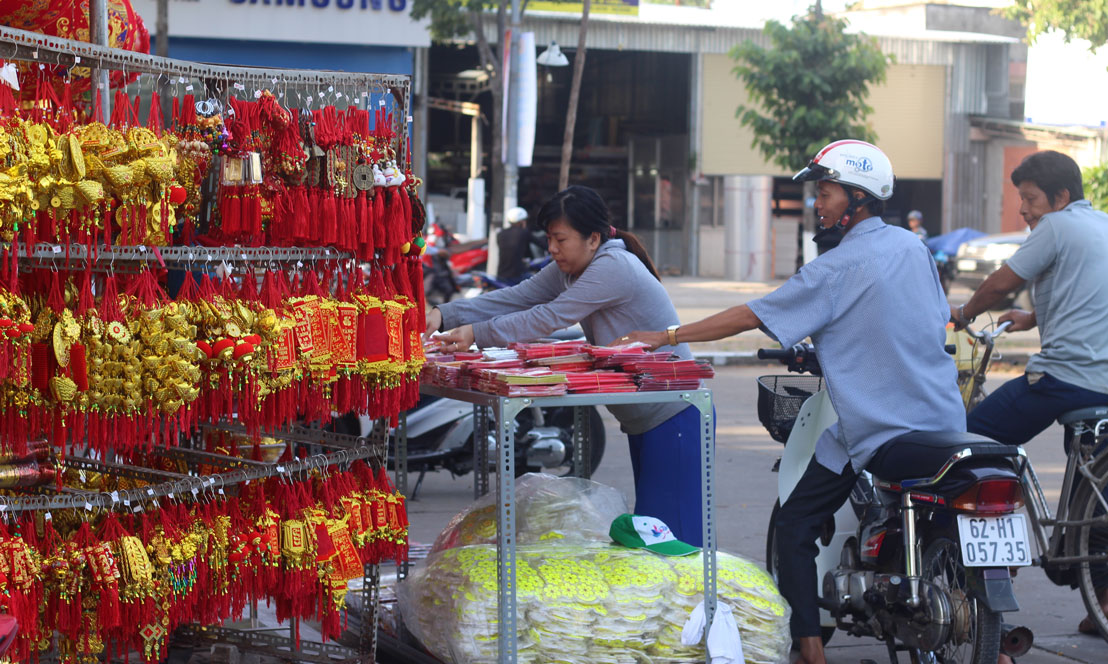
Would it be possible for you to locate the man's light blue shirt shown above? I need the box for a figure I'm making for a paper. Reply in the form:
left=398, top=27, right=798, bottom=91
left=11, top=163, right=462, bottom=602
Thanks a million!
left=748, top=217, right=966, bottom=474
left=1005, top=200, right=1108, bottom=395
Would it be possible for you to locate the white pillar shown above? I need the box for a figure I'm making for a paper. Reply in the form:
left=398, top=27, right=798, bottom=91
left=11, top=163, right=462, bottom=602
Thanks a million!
left=723, top=175, right=772, bottom=282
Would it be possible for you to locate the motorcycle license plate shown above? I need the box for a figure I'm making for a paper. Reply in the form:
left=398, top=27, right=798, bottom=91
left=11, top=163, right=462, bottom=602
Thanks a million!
left=956, top=514, right=1031, bottom=567
left=957, top=259, right=978, bottom=272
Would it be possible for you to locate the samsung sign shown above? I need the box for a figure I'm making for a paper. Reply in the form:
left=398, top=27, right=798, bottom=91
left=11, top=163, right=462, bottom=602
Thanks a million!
left=229, top=0, right=408, bottom=10
left=132, top=0, right=430, bottom=47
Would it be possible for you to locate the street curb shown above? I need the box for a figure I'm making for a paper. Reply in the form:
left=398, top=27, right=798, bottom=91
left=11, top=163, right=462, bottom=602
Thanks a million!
left=694, top=350, right=1034, bottom=368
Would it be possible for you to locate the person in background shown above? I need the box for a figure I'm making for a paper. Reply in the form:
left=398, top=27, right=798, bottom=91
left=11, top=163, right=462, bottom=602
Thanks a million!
left=427, top=186, right=710, bottom=545
left=496, top=206, right=535, bottom=285
left=949, top=150, right=1108, bottom=648
left=907, top=209, right=928, bottom=241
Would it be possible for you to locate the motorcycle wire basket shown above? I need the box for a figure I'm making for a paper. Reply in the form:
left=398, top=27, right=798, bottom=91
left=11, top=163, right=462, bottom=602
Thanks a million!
left=756, top=375, right=824, bottom=443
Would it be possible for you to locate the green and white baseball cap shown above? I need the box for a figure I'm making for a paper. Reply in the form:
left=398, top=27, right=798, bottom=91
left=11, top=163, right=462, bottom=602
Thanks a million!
left=609, top=514, right=699, bottom=557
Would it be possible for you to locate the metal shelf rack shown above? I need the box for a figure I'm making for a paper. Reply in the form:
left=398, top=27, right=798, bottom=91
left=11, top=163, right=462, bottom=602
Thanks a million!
left=0, top=23, right=415, bottom=662
left=8, top=242, right=354, bottom=266
left=403, top=385, right=717, bottom=664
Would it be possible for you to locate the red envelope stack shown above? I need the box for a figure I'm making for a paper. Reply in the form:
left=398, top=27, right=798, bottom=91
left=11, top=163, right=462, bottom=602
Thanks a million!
left=563, top=371, right=638, bottom=394
left=421, top=360, right=465, bottom=388
left=529, top=353, right=596, bottom=373
left=511, top=341, right=589, bottom=361
left=469, top=368, right=569, bottom=396
left=625, top=359, right=716, bottom=391
left=457, top=358, right=528, bottom=390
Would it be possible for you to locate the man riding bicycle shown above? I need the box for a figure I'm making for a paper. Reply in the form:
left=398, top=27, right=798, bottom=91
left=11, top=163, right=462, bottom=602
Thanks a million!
left=950, top=149, right=1108, bottom=639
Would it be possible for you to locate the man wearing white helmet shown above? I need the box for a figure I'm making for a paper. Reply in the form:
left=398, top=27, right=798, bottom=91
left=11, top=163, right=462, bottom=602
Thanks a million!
left=497, top=206, right=538, bottom=285
left=619, top=140, right=964, bottom=664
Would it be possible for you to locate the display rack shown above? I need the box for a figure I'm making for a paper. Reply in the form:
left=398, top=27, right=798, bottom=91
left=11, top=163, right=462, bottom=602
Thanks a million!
left=9, top=242, right=354, bottom=265
left=404, top=385, right=717, bottom=664
left=0, top=23, right=419, bottom=664
left=0, top=426, right=390, bottom=663
left=0, top=25, right=411, bottom=132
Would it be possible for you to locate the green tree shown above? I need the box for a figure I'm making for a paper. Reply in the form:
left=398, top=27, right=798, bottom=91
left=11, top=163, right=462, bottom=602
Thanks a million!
left=730, top=6, right=889, bottom=268
left=730, top=9, right=891, bottom=172
left=1085, top=163, right=1108, bottom=211
left=1006, top=0, right=1108, bottom=51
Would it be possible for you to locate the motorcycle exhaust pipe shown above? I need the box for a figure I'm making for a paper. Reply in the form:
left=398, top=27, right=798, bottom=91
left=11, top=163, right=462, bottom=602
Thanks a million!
left=1001, top=624, right=1033, bottom=658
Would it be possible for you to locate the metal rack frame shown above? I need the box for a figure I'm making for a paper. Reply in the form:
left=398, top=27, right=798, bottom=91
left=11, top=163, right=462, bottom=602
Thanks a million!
left=0, top=442, right=380, bottom=513
left=0, top=25, right=411, bottom=168
left=406, top=385, right=717, bottom=664
left=0, top=25, right=416, bottom=662
left=8, top=242, right=354, bottom=267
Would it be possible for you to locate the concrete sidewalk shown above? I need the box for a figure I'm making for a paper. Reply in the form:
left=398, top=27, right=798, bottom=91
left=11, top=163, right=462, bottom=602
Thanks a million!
left=663, top=276, right=1042, bottom=366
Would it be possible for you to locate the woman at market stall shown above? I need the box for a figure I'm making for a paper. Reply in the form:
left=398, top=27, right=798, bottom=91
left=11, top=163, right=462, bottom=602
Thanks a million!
left=426, top=185, right=708, bottom=545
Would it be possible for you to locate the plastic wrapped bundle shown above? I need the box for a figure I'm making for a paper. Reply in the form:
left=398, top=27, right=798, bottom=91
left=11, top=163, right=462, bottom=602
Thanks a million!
left=398, top=543, right=791, bottom=664
left=432, top=473, right=630, bottom=553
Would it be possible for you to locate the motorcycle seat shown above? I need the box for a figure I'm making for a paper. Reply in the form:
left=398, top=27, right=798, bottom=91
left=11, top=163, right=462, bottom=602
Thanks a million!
left=867, top=431, right=1021, bottom=486
left=1058, top=405, right=1108, bottom=427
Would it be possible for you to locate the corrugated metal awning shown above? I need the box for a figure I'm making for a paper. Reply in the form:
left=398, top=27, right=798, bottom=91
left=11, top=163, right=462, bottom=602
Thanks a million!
left=467, top=8, right=1015, bottom=58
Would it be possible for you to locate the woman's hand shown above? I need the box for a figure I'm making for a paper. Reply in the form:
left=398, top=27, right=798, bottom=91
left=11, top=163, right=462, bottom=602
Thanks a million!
left=612, top=330, right=666, bottom=351
left=424, top=307, right=443, bottom=341
left=998, top=309, right=1036, bottom=332
left=432, top=324, right=476, bottom=353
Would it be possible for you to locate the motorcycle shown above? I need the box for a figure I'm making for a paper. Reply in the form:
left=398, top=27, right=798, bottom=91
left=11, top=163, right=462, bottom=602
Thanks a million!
left=332, top=396, right=606, bottom=499
left=456, top=255, right=553, bottom=298
left=757, top=335, right=1032, bottom=664
left=422, top=245, right=461, bottom=306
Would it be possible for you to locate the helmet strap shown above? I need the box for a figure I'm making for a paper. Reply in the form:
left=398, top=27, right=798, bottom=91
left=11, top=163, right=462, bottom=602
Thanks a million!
left=835, top=185, right=876, bottom=229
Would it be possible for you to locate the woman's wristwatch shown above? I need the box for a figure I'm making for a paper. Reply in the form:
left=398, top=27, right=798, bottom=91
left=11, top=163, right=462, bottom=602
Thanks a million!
left=667, top=324, right=680, bottom=346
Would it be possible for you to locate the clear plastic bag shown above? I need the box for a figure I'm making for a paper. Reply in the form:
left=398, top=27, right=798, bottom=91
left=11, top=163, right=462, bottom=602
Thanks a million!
left=401, top=474, right=791, bottom=664
left=431, top=472, right=630, bottom=553
left=398, top=544, right=791, bottom=664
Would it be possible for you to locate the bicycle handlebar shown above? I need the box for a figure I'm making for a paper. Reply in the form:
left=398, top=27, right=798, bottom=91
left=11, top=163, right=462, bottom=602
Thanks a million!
left=964, top=320, right=1013, bottom=343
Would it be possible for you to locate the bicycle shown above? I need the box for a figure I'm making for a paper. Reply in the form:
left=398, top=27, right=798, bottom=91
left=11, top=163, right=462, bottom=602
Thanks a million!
left=954, top=322, right=1108, bottom=642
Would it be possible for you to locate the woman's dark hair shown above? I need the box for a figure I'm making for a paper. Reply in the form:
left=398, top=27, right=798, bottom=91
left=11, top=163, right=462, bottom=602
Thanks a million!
left=1010, top=150, right=1084, bottom=206
left=535, top=185, right=661, bottom=280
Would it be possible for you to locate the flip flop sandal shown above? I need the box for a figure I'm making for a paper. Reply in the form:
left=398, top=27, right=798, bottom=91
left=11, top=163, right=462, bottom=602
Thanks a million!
left=1078, top=615, right=1105, bottom=636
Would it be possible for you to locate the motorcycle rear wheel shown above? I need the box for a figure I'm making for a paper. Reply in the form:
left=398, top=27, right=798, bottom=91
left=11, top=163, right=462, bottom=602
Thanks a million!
left=917, top=535, right=1001, bottom=664
left=765, top=499, right=836, bottom=646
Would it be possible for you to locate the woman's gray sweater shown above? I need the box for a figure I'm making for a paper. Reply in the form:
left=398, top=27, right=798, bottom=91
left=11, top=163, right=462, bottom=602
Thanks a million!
left=437, top=239, right=692, bottom=434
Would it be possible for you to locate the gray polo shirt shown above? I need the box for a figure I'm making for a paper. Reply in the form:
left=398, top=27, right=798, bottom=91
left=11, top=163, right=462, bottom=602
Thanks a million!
left=748, top=217, right=965, bottom=474
left=438, top=239, right=692, bottom=434
left=1006, top=199, right=1108, bottom=395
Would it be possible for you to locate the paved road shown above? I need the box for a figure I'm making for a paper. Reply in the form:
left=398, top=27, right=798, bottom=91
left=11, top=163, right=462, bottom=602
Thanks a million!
left=405, top=366, right=1105, bottom=664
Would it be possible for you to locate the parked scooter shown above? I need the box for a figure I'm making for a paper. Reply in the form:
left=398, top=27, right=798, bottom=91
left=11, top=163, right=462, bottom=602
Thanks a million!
left=456, top=255, right=553, bottom=297
left=422, top=246, right=461, bottom=306
left=332, top=397, right=606, bottom=499
left=756, top=329, right=1032, bottom=663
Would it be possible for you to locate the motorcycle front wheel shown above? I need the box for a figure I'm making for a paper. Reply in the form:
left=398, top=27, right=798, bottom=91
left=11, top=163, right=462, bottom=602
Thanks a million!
left=765, top=499, right=835, bottom=645
left=916, top=535, right=1002, bottom=664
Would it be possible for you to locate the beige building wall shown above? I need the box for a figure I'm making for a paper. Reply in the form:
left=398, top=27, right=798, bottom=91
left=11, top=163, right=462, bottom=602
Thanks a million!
left=701, top=56, right=947, bottom=180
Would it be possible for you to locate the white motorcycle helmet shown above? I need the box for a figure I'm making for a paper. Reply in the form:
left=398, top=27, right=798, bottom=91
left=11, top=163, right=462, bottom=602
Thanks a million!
left=505, top=206, right=529, bottom=224
left=793, top=139, right=895, bottom=202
